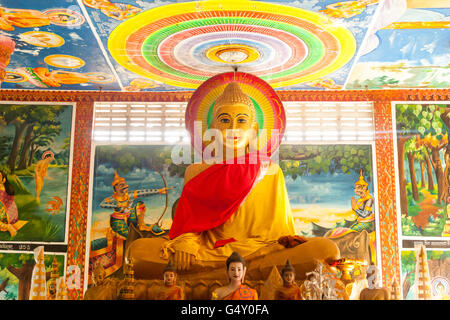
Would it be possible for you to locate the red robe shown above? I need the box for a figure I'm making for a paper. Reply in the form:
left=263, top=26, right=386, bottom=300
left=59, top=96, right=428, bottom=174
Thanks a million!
left=169, top=154, right=267, bottom=241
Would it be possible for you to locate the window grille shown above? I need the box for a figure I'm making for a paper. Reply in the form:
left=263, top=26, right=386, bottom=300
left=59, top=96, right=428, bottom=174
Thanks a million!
left=93, top=103, right=189, bottom=143
left=282, top=101, right=374, bottom=142
left=93, top=101, right=374, bottom=143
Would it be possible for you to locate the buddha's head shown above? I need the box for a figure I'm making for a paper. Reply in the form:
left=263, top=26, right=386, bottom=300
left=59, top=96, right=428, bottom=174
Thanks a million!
left=163, top=261, right=177, bottom=287
left=281, top=259, right=296, bottom=286
left=225, top=251, right=246, bottom=285
left=210, top=82, right=258, bottom=155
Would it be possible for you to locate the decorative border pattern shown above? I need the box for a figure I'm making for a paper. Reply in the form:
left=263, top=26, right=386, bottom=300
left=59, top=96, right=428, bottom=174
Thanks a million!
left=0, top=88, right=448, bottom=297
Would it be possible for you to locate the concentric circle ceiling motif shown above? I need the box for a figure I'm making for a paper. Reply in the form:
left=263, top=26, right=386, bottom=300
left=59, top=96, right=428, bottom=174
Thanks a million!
left=108, top=0, right=356, bottom=89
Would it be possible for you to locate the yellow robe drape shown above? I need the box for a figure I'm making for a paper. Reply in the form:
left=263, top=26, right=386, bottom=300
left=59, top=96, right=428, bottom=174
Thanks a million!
left=161, top=163, right=296, bottom=263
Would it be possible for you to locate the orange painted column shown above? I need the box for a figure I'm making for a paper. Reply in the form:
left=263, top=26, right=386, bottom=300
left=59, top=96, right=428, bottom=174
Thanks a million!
left=373, top=98, right=401, bottom=288
left=66, top=100, right=94, bottom=300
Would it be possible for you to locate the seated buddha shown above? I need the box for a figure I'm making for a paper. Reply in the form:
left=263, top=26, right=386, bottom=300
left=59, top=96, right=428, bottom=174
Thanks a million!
left=211, top=251, right=258, bottom=300
left=274, top=260, right=303, bottom=300
left=127, top=79, right=340, bottom=281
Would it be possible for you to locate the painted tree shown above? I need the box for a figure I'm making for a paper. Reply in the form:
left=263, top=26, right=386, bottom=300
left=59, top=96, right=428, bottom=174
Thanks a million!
left=278, top=144, right=373, bottom=181
left=0, top=105, right=66, bottom=173
left=415, top=110, right=448, bottom=205
left=401, top=250, right=416, bottom=299
left=17, top=121, right=61, bottom=170
left=415, top=147, right=426, bottom=188
left=405, top=139, right=420, bottom=202
left=418, top=145, right=435, bottom=192
left=95, top=145, right=187, bottom=178
left=396, top=104, right=448, bottom=214
left=396, top=104, right=422, bottom=216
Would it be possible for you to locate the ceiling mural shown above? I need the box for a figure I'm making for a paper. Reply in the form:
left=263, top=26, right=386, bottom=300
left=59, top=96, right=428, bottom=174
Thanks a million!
left=0, top=0, right=448, bottom=92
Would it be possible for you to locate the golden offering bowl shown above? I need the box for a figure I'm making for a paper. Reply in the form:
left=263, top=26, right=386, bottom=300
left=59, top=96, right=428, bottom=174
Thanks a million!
left=336, top=259, right=368, bottom=283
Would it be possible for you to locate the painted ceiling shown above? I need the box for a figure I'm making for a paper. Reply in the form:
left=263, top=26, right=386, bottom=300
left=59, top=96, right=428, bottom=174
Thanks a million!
left=0, top=0, right=448, bottom=92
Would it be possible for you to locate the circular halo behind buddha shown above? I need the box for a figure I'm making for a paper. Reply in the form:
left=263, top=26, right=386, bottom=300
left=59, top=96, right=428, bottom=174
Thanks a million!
left=185, top=71, right=286, bottom=156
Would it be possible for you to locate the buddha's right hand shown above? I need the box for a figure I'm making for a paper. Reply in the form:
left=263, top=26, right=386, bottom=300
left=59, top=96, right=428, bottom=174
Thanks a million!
left=172, top=250, right=196, bottom=271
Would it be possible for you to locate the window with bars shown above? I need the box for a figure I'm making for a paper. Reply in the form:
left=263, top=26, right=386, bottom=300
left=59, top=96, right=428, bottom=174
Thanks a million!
left=92, top=101, right=374, bottom=143
left=282, top=101, right=374, bottom=142
left=93, top=103, right=189, bottom=143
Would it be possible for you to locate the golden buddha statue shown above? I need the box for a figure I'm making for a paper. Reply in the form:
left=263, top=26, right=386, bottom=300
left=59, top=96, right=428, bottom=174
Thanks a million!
left=127, top=80, right=340, bottom=283
left=274, top=259, right=303, bottom=300
left=154, top=261, right=184, bottom=300
left=83, top=262, right=116, bottom=300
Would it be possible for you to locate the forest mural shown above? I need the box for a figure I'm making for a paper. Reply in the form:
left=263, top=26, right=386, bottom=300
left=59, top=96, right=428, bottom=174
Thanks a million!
left=0, top=251, right=65, bottom=300
left=0, top=103, right=73, bottom=242
left=395, top=103, right=450, bottom=237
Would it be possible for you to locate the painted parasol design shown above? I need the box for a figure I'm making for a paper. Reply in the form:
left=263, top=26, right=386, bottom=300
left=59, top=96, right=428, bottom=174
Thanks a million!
left=108, top=0, right=356, bottom=89
left=185, top=71, right=285, bottom=156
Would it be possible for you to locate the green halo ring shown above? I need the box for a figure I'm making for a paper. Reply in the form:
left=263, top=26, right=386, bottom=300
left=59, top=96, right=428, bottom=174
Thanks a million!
left=141, top=16, right=324, bottom=81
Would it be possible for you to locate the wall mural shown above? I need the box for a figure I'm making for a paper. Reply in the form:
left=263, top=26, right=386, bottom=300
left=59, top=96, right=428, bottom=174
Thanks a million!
left=394, top=103, right=450, bottom=238
left=87, top=143, right=377, bottom=286
left=347, top=2, right=450, bottom=90
left=88, top=145, right=185, bottom=283
left=394, top=102, right=450, bottom=300
left=0, top=0, right=120, bottom=91
left=0, top=102, right=73, bottom=300
left=0, top=103, right=74, bottom=242
left=280, top=144, right=377, bottom=266
left=400, top=248, right=449, bottom=300
left=0, top=0, right=382, bottom=92
left=0, top=0, right=447, bottom=91
left=0, top=250, right=66, bottom=300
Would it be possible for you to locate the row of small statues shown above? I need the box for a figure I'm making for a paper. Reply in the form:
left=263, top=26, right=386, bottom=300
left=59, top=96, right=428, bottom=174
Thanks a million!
left=86, top=251, right=396, bottom=300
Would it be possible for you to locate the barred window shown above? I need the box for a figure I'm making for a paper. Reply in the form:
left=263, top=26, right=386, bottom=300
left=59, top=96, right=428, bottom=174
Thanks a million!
left=93, top=102, right=188, bottom=143
left=282, top=101, right=374, bottom=142
left=93, top=101, right=374, bottom=143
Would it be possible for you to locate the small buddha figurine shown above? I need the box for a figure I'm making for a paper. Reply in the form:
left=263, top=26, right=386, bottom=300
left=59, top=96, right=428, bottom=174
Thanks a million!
left=359, top=265, right=390, bottom=300
left=84, top=262, right=116, bottom=300
left=274, top=259, right=303, bottom=300
left=211, top=251, right=258, bottom=300
left=154, top=261, right=184, bottom=300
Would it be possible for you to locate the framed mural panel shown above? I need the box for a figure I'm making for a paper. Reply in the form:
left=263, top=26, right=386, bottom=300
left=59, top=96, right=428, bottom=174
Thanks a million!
left=0, top=250, right=66, bottom=300
left=85, top=144, right=186, bottom=287
left=400, top=248, right=450, bottom=300
left=393, top=101, right=450, bottom=299
left=0, top=102, right=74, bottom=300
left=0, top=102, right=74, bottom=243
left=279, top=143, right=380, bottom=269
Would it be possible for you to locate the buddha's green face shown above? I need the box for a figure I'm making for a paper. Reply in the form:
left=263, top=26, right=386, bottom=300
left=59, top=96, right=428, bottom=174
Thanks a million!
left=211, top=103, right=257, bottom=153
